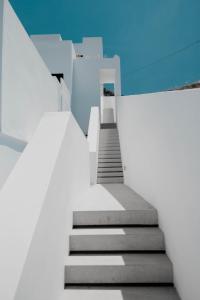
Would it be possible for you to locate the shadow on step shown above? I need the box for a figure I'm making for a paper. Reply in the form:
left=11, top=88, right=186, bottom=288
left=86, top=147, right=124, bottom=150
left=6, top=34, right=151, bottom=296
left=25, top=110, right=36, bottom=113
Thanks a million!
left=101, top=184, right=154, bottom=211
left=65, top=286, right=180, bottom=300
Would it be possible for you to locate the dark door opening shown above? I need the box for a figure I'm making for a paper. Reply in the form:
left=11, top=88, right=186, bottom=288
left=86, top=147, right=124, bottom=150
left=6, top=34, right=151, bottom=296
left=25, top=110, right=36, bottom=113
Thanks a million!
left=103, top=83, right=115, bottom=96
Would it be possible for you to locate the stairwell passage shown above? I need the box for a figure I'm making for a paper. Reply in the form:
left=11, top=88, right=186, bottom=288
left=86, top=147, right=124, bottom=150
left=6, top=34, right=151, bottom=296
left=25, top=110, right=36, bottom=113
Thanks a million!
left=97, top=124, right=124, bottom=184
left=63, top=124, right=180, bottom=300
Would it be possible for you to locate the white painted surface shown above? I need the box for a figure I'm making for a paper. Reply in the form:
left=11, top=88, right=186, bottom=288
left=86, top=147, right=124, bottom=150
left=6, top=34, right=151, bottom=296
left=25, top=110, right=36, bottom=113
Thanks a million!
left=1, top=1, right=59, bottom=141
left=0, top=134, right=25, bottom=188
left=31, top=35, right=75, bottom=93
left=0, top=112, right=90, bottom=300
left=74, top=37, right=103, bottom=59
left=60, top=78, right=71, bottom=111
left=103, top=108, right=114, bottom=123
left=117, top=89, right=200, bottom=300
left=87, top=107, right=99, bottom=184
left=0, top=0, right=4, bottom=129
left=72, top=56, right=121, bottom=133
left=101, top=96, right=116, bottom=123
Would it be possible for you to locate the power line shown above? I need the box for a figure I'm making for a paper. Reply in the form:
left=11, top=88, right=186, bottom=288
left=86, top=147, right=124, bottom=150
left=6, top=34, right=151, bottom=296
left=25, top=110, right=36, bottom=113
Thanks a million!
left=131, top=38, right=200, bottom=74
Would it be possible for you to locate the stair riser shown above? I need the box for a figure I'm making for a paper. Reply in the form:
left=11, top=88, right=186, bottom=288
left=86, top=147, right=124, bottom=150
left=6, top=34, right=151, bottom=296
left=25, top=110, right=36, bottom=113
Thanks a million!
left=98, top=157, right=122, bottom=160
left=99, top=149, right=120, bottom=151
left=73, top=211, right=158, bottom=226
left=99, top=154, right=121, bottom=156
left=65, top=265, right=173, bottom=284
left=70, top=235, right=165, bottom=252
left=98, top=172, right=123, bottom=177
left=98, top=163, right=122, bottom=167
left=98, top=159, right=122, bottom=162
left=63, top=288, right=180, bottom=299
left=97, top=178, right=124, bottom=184
left=99, top=151, right=121, bottom=154
left=98, top=168, right=123, bottom=172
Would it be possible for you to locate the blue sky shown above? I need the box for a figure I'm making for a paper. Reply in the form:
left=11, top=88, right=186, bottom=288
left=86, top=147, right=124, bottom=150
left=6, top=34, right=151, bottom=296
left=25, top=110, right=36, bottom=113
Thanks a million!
left=10, top=0, right=200, bottom=95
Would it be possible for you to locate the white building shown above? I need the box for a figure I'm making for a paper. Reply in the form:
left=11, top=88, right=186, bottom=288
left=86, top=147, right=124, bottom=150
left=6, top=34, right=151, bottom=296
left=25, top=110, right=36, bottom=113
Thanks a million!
left=0, top=1, right=199, bottom=300
left=31, top=34, right=121, bottom=133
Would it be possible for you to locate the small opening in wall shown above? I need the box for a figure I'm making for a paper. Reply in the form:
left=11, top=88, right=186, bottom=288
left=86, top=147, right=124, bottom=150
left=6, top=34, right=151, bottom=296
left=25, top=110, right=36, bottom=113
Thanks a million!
left=52, top=73, right=64, bottom=83
left=76, top=54, right=84, bottom=58
left=103, top=83, right=115, bottom=96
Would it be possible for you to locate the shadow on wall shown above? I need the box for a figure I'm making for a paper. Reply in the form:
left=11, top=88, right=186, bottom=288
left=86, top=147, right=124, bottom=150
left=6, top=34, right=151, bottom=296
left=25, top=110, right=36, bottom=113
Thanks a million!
left=0, top=134, right=26, bottom=189
left=0, top=134, right=26, bottom=152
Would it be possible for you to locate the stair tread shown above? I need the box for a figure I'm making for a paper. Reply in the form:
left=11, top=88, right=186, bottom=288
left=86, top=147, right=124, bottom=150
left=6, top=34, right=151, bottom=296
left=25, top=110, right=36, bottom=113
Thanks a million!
left=97, top=178, right=124, bottom=183
left=63, top=287, right=180, bottom=300
left=66, top=253, right=170, bottom=266
left=71, top=227, right=163, bottom=236
left=98, top=154, right=121, bottom=159
left=98, top=172, right=123, bottom=177
left=65, top=254, right=173, bottom=284
left=98, top=163, right=122, bottom=167
left=98, top=167, right=123, bottom=172
left=99, top=158, right=122, bottom=161
left=70, top=227, right=164, bottom=252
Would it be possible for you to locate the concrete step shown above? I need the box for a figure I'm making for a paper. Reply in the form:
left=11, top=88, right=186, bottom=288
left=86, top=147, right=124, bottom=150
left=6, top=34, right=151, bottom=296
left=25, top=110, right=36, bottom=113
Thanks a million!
left=65, top=254, right=173, bottom=284
left=70, top=227, right=165, bottom=252
left=100, top=139, right=119, bottom=143
left=98, top=167, right=123, bottom=172
left=98, top=153, right=121, bottom=159
left=98, top=172, right=123, bottom=177
left=98, top=162, right=122, bottom=167
left=99, top=154, right=121, bottom=158
left=99, top=140, right=120, bottom=143
left=99, top=152, right=121, bottom=156
left=99, top=146, right=120, bottom=149
left=63, top=287, right=180, bottom=300
left=99, top=149, right=121, bottom=152
left=100, top=134, right=119, bottom=138
left=99, top=155, right=121, bottom=159
left=73, top=210, right=157, bottom=227
left=100, top=136, right=119, bottom=139
left=100, top=131, right=118, bottom=135
left=99, top=149, right=120, bottom=152
left=100, top=123, right=117, bottom=129
left=100, top=127, right=118, bottom=133
left=98, top=158, right=122, bottom=162
left=97, top=177, right=124, bottom=184
left=73, top=184, right=158, bottom=227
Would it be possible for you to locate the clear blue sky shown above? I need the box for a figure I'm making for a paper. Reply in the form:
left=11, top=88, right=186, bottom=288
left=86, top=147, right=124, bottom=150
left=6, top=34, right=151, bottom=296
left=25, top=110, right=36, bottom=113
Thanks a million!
left=10, top=0, right=200, bottom=95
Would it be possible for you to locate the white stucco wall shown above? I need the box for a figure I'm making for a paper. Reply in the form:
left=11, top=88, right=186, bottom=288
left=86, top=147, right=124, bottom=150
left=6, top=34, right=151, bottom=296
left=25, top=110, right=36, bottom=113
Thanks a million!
left=117, top=89, right=200, bottom=300
left=31, top=35, right=75, bottom=94
left=0, top=0, right=4, bottom=128
left=0, top=112, right=90, bottom=300
left=60, top=78, right=71, bottom=110
left=101, top=96, right=116, bottom=122
left=74, top=37, right=103, bottom=59
left=1, top=1, right=60, bottom=141
left=72, top=56, right=121, bottom=133
left=87, top=107, right=99, bottom=184
left=0, top=134, right=26, bottom=189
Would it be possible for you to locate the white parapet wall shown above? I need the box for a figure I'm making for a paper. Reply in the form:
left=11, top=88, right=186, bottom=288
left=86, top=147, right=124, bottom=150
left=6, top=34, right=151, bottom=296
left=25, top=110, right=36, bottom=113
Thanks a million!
left=101, top=96, right=116, bottom=123
left=0, top=1, right=4, bottom=119
left=0, top=0, right=61, bottom=142
left=0, top=112, right=90, bottom=300
left=117, top=89, right=200, bottom=300
left=87, top=107, right=100, bottom=184
left=0, top=133, right=26, bottom=189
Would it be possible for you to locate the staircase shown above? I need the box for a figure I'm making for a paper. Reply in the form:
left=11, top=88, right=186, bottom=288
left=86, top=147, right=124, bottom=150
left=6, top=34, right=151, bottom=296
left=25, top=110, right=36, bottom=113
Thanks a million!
left=97, top=124, right=123, bottom=184
left=63, top=124, right=180, bottom=300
